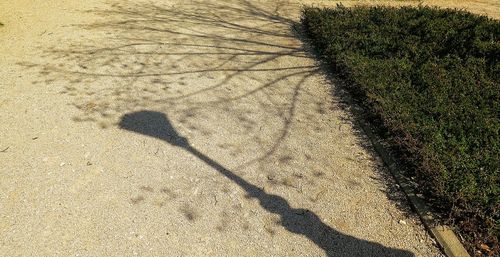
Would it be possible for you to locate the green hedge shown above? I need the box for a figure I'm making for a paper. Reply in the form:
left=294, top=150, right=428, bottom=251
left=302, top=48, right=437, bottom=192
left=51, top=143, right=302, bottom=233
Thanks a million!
left=302, top=4, right=499, bottom=250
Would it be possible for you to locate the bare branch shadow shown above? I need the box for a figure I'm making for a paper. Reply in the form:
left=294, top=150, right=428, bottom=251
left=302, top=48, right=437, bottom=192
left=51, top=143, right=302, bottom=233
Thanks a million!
left=119, top=110, right=414, bottom=257
left=21, top=0, right=320, bottom=166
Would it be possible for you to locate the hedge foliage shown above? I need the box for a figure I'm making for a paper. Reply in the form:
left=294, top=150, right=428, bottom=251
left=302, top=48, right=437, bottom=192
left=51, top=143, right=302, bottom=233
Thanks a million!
left=302, top=4, right=499, bottom=247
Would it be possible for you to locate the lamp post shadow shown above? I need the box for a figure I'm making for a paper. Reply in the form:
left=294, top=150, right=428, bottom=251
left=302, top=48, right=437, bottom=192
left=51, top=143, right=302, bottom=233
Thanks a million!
left=119, top=110, right=414, bottom=257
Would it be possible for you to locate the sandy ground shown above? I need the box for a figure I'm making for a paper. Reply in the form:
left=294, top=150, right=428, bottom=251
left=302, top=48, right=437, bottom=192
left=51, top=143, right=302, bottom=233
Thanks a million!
left=0, top=0, right=496, bottom=256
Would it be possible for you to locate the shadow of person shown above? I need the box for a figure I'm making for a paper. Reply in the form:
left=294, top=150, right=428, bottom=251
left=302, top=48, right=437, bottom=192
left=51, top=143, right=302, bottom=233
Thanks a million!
left=119, top=110, right=415, bottom=257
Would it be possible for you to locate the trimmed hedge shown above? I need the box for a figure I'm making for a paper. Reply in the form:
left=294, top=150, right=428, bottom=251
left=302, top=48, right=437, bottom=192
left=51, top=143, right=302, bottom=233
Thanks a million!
left=302, top=4, right=499, bottom=253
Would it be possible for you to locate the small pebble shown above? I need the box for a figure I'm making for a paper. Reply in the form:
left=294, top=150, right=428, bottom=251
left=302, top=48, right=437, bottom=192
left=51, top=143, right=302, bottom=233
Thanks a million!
left=399, top=220, right=407, bottom=225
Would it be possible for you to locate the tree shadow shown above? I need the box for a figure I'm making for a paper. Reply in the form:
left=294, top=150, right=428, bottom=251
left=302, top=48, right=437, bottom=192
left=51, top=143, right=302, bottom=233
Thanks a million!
left=119, top=110, right=414, bottom=257
left=20, top=0, right=320, bottom=166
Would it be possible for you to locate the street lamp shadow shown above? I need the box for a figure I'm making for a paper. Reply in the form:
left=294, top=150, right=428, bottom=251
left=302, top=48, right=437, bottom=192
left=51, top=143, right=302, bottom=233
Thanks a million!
left=119, top=110, right=414, bottom=257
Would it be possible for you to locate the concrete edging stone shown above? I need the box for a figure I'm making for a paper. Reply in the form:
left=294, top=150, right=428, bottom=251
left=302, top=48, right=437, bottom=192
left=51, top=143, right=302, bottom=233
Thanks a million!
left=358, top=120, right=470, bottom=257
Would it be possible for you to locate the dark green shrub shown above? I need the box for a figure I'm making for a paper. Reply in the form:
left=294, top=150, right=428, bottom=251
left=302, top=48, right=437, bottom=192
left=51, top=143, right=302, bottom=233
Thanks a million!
left=302, top=4, right=499, bottom=253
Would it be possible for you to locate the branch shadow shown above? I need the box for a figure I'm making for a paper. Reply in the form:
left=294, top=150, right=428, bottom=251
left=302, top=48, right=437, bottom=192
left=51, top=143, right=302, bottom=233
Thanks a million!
left=119, top=110, right=414, bottom=257
left=21, top=0, right=320, bottom=166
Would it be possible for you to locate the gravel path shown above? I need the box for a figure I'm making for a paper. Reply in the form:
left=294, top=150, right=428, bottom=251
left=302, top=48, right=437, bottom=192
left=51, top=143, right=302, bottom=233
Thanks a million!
left=0, top=0, right=459, bottom=256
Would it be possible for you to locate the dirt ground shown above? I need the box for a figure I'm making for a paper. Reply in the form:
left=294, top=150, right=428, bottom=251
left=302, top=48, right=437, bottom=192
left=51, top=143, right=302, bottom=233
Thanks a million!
left=0, top=0, right=497, bottom=256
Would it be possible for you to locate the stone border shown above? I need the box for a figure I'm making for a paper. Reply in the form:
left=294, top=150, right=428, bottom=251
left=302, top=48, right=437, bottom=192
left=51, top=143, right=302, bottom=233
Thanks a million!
left=357, top=120, right=470, bottom=257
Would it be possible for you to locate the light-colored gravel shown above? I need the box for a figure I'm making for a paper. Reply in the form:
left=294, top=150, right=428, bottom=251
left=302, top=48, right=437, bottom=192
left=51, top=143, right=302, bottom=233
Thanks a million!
left=2, top=0, right=493, bottom=256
